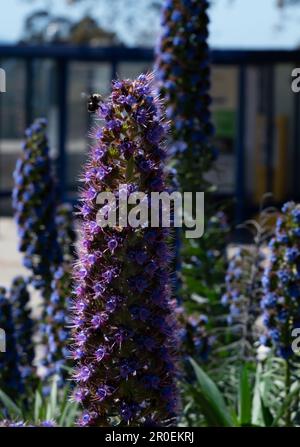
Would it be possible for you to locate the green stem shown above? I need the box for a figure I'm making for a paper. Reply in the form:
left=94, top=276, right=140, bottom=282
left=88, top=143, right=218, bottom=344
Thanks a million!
left=285, top=359, right=291, bottom=427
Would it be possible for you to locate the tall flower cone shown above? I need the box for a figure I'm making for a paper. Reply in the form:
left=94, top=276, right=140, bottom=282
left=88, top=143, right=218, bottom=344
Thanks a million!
left=12, top=119, right=76, bottom=388
left=0, top=287, right=23, bottom=399
left=41, top=264, right=72, bottom=389
left=9, top=277, right=36, bottom=387
left=72, top=74, right=180, bottom=426
left=261, top=201, right=300, bottom=425
left=12, top=118, right=62, bottom=291
left=155, top=0, right=228, bottom=376
left=155, top=0, right=216, bottom=193
left=262, top=202, right=300, bottom=358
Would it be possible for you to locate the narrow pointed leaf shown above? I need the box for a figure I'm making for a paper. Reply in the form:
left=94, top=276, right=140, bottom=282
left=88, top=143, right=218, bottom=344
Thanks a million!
left=190, top=358, right=234, bottom=427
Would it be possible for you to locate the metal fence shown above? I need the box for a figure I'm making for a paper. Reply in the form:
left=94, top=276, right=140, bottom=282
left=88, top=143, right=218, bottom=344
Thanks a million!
left=0, top=45, right=300, bottom=220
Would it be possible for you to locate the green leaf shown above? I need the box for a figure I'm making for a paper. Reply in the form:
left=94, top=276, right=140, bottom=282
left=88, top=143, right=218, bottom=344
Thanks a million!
left=272, top=383, right=300, bottom=426
left=260, top=396, right=274, bottom=427
left=0, top=390, right=22, bottom=418
left=238, top=365, right=252, bottom=425
left=251, top=362, right=262, bottom=425
left=252, top=361, right=271, bottom=426
left=50, top=379, right=58, bottom=419
left=59, top=400, right=72, bottom=426
left=65, top=402, right=79, bottom=427
left=190, top=358, right=234, bottom=427
left=183, top=400, right=193, bottom=415
left=34, top=390, right=43, bottom=423
left=46, top=401, right=52, bottom=421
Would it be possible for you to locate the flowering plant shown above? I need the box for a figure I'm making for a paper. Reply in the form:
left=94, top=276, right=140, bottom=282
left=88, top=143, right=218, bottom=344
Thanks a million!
left=261, top=202, right=300, bottom=362
left=12, top=118, right=62, bottom=291
left=156, top=0, right=216, bottom=192
left=72, top=73, right=179, bottom=426
left=12, top=119, right=76, bottom=388
left=0, top=287, right=23, bottom=398
left=9, top=277, right=36, bottom=388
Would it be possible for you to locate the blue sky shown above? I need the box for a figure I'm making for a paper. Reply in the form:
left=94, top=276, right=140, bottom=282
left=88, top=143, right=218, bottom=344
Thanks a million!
left=1, top=0, right=300, bottom=48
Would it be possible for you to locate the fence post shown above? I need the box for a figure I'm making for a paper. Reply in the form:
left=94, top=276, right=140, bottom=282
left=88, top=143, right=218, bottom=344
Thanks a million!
left=25, top=58, right=34, bottom=127
left=265, top=65, right=274, bottom=194
left=111, top=58, right=118, bottom=81
left=235, top=64, right=246, bottom=223
left=56, top=59, right=68, bottom=201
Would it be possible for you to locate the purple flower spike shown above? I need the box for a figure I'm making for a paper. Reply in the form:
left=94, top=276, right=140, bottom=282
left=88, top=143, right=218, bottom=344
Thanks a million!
left=155, top=0, right=216, bottom=192
left=12, top=119, right=76, bottom=389
left=72, top=73, right=179, bottom=426
left=261, top=202, right=300, bottom=360
left=12, top=119, right=63, bottom=288
left=0, top=287, right=24, bottom=398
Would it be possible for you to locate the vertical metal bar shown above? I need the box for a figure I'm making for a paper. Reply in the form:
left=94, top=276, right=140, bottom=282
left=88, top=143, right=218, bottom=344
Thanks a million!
left=111, top=59, right=118, bottom=81
left=0, top=58, right=3, bottom=218
left=258, top=67, right=264, bottom=114
left=235, top=65, right=246, bottom=223
left=86, top=66, right=94, bottom=135
left=265, top=65, right=274, bottom=194
left=25, top=58, right=34, bottom=127
left=56, top=60, right=68, bottom=200
left=293, top=83, right=300, bottom=200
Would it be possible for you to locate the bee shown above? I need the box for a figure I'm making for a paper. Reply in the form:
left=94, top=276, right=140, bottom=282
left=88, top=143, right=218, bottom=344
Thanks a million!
left=87, top=93, right=103, bottom=113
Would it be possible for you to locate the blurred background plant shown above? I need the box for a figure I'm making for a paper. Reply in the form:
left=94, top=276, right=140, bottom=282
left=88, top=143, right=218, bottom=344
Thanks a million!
left=0, top=379, right=78, bottom=426
left=12, top=118, right=76, bottom=392
left=0, top=115, right=78, bottom=424
left=259, top=201, right=300, bottom=425
left=9, top=276, right=36, bottom=390
left=0, top=287, right=24, bottom=403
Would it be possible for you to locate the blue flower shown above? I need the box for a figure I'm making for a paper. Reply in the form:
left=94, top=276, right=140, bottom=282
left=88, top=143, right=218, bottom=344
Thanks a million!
left=262, top=202, right=300, bottom=358
left=277, top=269, right=290, bottom=284
left=261, top=293, right=277, bottom=309
left=0, top=287, right=24, bottom=397
left=292, top=207, right=300, bottom=223
left=285, top=247, right=299, bottom=263
left=259, top=334, right=268, bottom=346
left=171, top=10, right=182, bottom=22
